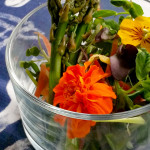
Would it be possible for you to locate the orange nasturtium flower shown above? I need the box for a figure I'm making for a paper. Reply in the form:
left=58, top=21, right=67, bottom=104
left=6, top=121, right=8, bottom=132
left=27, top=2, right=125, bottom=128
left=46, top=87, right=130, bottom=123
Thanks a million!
left=53, top=63, right=116, bottom=139
left=118, top=16, right=150, bottom=52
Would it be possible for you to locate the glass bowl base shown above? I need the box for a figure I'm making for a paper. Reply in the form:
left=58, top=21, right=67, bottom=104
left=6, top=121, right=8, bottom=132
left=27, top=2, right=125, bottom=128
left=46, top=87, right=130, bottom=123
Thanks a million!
left=23, top=125, right=44, bottom=150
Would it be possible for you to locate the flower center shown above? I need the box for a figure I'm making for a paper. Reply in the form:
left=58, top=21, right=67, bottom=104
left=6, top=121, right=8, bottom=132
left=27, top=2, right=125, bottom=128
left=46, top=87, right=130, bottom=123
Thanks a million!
left=63, top=76, right=86, bottom=102
left=142, top=29, right=150, bottom=39
left=63, top=84, right=76, bottom=99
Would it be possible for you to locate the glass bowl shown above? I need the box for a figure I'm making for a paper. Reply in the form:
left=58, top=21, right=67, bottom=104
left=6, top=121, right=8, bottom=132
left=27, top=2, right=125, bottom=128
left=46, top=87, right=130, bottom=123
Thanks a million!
left=5, top=2, right=150, bottom=150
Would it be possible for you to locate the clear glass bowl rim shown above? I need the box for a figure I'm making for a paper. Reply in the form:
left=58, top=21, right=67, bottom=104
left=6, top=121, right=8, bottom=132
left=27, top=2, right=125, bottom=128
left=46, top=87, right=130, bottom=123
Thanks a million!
left=5, top=2, right=150, bottom=121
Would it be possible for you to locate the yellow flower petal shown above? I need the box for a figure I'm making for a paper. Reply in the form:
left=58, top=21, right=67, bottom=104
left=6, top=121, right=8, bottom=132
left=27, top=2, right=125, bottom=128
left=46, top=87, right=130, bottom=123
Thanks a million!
left=118, top=30, right=141, bottom=46
left=135, top=16, right=150, bottom=30
left=141, top=34, right=150, bottom=52
left=89, top=54, right=110, bottom=64
left=118, top=19, right=143, bottom=46
left=118, top=16, right=150, bottom=53
left=120, top=19, right=143, bottom=32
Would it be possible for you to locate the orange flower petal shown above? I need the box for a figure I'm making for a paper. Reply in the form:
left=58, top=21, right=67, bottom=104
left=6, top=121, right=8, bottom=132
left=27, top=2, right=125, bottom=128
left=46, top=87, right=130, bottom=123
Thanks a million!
left=84, top=65, right=107, bottom=85
left=54, top=114, right=66, bottom=127
left=41, top=82, right=49, bottom=101
left=88, top=83, right=116, bottom=99
left=67, top=119, right=96, bottom=139
left=86, top=98, right=113, bottom=114
left=53, top=63, right=116, bottom=139
left=110, top=38, right=118, bottom=56
left=105, top=65, right=111, bottom=76
left=84, top=61, right=92, bottom=70
left=53, top=95, right=65, bottom=106
left=35, top=63, right=49, bottom=98
left=34, top=32, right=51, bottom=56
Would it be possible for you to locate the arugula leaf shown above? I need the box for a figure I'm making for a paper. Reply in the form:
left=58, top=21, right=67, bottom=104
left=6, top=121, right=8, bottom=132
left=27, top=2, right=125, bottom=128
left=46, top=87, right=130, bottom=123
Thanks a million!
left=93, top=10, right=117, bottom=18
left=136, top=51, right=150, bottom=81
left=26, top=46, right=40, bottom=56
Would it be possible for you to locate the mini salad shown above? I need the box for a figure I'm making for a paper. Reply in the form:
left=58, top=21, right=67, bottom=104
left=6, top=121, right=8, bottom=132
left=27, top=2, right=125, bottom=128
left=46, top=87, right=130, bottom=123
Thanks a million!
left=20, top=0, right=150, bottom=148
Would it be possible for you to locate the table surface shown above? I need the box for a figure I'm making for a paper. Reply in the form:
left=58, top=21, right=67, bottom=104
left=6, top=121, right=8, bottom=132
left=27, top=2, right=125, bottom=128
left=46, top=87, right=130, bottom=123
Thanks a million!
left=0, top=1, right=46, bottom=149
left=0, top=0, right=150, bottom=150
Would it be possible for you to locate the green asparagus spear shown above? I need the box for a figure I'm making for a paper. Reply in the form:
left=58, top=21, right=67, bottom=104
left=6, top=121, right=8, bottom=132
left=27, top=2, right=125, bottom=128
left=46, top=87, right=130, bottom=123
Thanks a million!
left=47, top=0, right=100, bottom=103
left=47, top=0, right=62, bottom=24
left=69, top=0, right=100, bottom=65
left=48, top=2, right=70, bottom=103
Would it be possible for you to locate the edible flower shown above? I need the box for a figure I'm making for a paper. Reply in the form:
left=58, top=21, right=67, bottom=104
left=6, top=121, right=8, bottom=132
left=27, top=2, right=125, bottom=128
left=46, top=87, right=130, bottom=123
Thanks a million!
left=54, top=115, right=96, bottom=139
left=118, top=16, right=150, bottom=52
left=34, top=32, right=51, bottom=56
left=53, top=62, right=116, bottom=138
left=34, top=63, right=50, bottom=101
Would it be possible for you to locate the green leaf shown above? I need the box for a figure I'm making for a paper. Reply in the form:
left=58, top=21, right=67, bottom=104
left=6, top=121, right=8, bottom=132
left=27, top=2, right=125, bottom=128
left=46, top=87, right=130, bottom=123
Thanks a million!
left=20, top=61, right=30, bottom=69
left=145, top=59, right=150, bottom=73
left=95, top=41, right=112, bottom=55
left=136, top=51, right=150, bottom=80
left=119, top=16, right=125, bottom=24
left=111, top=0, right=144, bottom=18
left=30, top=61, right=40, bottom=73
left=144, top=90, right=150, bottom=101
left=110, top=0, right=131, bottom=10
left=101, top=19, right=120, bottom=35
left=26, top=46, right=40, bottom=56
left=114, top=81, right=134, bottom=111
left=104, top=19, right=120, bottom=32
left=129, top=2, right=144, bottom=18
left=133, top=2, right=144, bottom=16
left=19, top=61, right=39, bottom=74
left=95, top=116, right=145, bottom=124
left=132, top=105, right=141, bottom=109
left=135, top=123, right=149, bottom=145
left=141, top=80, right=150, bottom=90
left=128, top=89, right=144, bottom=99
left=93, top=10, right=117, bottom=18
left=94, top=18, right=104, bottom=25
left=105, top=132, right=130, bottom=150
left=25, top=69, right=37, bottom=86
